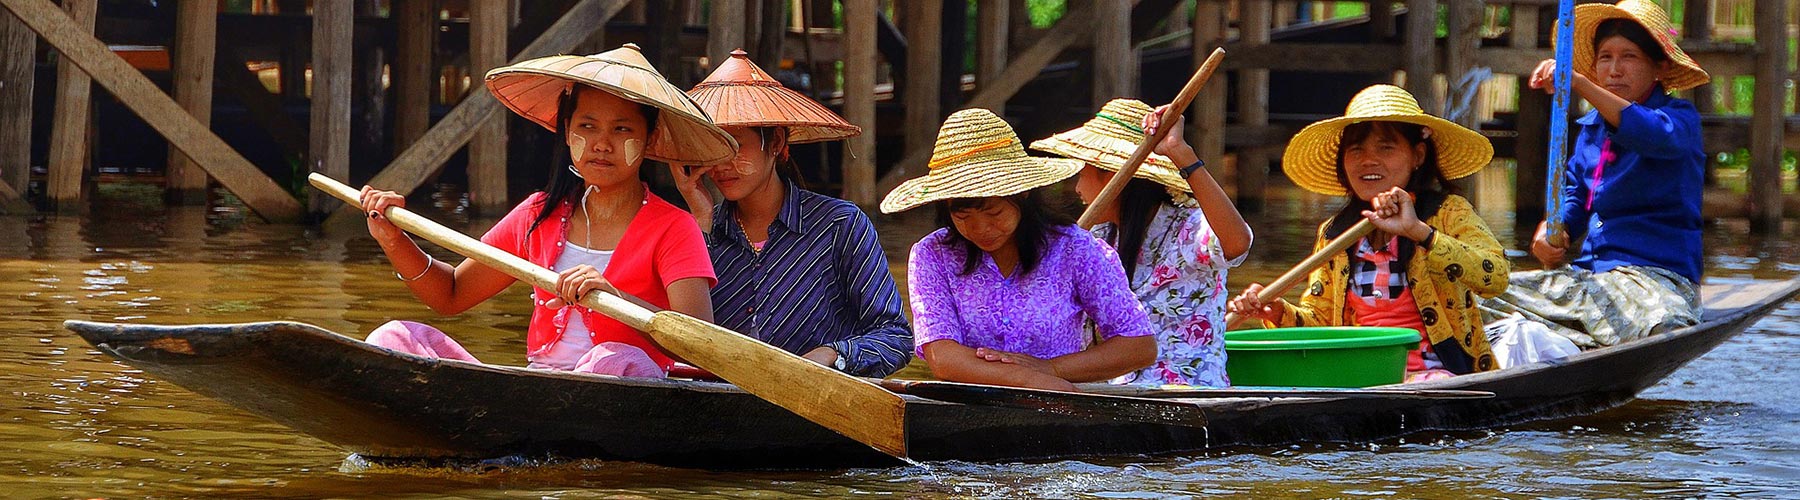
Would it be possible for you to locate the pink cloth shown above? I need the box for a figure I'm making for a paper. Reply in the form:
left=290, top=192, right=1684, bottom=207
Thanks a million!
left=366, top=320, right=666, bottom=377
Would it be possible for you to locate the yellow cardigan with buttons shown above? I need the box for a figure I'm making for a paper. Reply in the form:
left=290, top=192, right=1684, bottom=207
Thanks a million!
left=1265, top=194, right=1510, bottom=372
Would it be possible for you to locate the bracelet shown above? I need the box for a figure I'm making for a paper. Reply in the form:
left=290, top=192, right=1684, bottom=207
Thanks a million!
left=397, top=255, right=435, bottom=282
left=1179, top=159, right=1207, bottom=178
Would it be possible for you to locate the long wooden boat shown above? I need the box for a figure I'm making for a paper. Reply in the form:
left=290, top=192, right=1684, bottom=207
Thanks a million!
left=66, top=277, right=1800, bottom=468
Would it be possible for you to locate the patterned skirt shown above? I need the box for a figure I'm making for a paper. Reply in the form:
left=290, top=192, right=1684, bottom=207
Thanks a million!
left=1479, top=265, right=1699, bottom=348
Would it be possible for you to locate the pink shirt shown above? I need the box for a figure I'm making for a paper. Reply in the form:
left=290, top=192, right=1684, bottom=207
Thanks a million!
left=480, top=188, right=716, bottom=370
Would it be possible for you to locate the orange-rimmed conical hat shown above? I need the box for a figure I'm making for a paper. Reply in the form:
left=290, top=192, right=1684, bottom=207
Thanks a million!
left=687, top=49, right=861, bottom=144
left=485, top=43, right=738, bottom=165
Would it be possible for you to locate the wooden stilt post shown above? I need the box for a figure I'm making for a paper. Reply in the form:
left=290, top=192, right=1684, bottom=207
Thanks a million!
left=468, top=0, right=508, bottom=213
left=354, top=0, right=386, bottom=168
left=1190, top=0, right=1225, bottom=174
left=0, top=7, right=35, bottom=212
left=1237, top=0, right=1272, bottom=211
left=278, top=0, right=306, bottom=103
left=903, top=0, right=942, bottom=160
left=167, top=0, right=217, bottom=205
left=938, top=0, right=965, bottom=114
left=975, top=0, right=1007, bottom=92
left=754, top=0, right=785, bottom=72
left=1445, top=0, right=1484, bottom=207
left=216, top=45, right=309, bottom=161
left=309, top=0, right=352, bottom=218
left=1510, top=4, right=1548, bottom=235
left=1092, top=0, right=1133, bottom=106
left=395, top=0, right=434, bottom=151
left=707, top=0, right=745, bottom=68
left=1403, top=0, right=1438, bottom=115
left=842, top=0, right=876, bottom=206
left=1371, top=0, right=1396, bottom=40
left=1748, top=0, right=1788, bottom=231
left=46, top=0, right=96, bottom=213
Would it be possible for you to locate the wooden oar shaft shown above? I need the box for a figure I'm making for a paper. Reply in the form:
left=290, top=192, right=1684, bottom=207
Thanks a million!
left=1225, top=219, right=1375, bottom=328
left=1077, top=47, right=1226, bottom=229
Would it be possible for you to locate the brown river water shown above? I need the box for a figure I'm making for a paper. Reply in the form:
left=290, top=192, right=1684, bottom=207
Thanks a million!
left=1, top=181, right=1796, bottom=498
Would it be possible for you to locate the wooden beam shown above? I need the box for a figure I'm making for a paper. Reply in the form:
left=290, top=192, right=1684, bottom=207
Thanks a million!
left=167, top=0, right=218, bottom=205
left=1747, top=0, right=1787, bottom=231
left=1237, top=0, right=1272, bottom=210
left=975, top=0, right=1006, bottom=89
left=394, top=0, right=435, bottom=151
left=1092, top=0, right=1133, bottom=105
left=841, top=0, right=876, bottom=206
left=707, top=0, right=745, bottom=67
left=902, top=0, right=941, bottom=160
left=324, top=0, right=629, bottom=226
left=45, top=0, right=96, bottom=213
left=308, top=0, right=352, bottom=218
left=0, top=7, right=35, bottom=212
left=468, top=0, right=508, bottom=214
left=875, top=2, right=1095, bottom=192
left=1403, top=0, right=1437, bottom=114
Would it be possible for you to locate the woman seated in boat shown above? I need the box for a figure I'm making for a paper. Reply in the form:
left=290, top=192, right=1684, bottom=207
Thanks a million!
left=1029, top=99, right=1252, bottom=387
left=1483, top=0, right=1708, bottom=347
left=355, top=44, right=733, bottom=378
left=1228, top=85, right=1509, bottom=382
left=665, top=50, right=912, bottom=377
left=881, top=108, right=1157, bottom=392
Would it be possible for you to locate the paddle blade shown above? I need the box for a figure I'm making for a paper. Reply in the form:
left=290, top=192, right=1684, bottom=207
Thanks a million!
left=647, top=312, right=908, bottom=457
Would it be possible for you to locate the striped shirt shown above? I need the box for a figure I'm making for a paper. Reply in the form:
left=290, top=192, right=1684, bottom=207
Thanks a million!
left=707, top=182, right=913, bottom=377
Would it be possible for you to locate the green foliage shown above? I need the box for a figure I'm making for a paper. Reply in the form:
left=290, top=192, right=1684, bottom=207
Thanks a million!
left=1026, top=0, right=1066, bottom=28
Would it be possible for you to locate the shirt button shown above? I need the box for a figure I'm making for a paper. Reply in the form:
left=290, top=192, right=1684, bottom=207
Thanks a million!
left=556, top=241, right=564, bottom=246
left=745, top=306, right=755, bottom=315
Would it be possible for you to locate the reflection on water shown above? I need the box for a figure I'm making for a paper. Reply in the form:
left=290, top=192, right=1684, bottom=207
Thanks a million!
left=0, top=179, right=1795, bottom=498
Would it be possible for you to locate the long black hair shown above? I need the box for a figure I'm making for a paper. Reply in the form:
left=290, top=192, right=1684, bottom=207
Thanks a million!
left=1593, top=19, right=1670, bottom=63
left=1325, top=121, right=1458, bottom=265
left=935, top=189, right=1074, bottom=276
left=1110, top=176, right=1174, bottom=282
left=528, top=84, right=661, bottom=235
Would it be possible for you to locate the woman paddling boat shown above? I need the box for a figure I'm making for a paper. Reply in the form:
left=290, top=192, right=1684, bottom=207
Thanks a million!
left=670, top=49, right=912, bottom=377
left=356, top=44, right=734, bottom=377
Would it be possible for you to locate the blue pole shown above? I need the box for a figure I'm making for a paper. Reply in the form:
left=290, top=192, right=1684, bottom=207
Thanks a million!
left=1544, top=0, right=1575, bottom=243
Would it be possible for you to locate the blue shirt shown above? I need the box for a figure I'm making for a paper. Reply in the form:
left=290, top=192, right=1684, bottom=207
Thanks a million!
left=708, top=182, right=913, bottom=377
left=1557, top=87, right=1705, bottom=283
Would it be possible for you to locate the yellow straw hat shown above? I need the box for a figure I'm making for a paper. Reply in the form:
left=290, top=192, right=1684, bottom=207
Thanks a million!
left=1281, top=84, right=1495, bottom=196
left=687, top=49, right=861, bottom=144
left=1565, top=0, right=1710, bottom=92
left=484, top=43, right=738, bottom=165
left=880, top=108, right=1083, bottom=214
left=1029, top=99, right=1189, bottom=193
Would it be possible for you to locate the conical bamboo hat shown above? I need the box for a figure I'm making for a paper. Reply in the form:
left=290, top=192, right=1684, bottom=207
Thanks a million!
left=687, top=49, right=861, bottom=144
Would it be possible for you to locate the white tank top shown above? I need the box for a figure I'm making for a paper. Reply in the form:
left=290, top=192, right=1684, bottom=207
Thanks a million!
left=526, top=241, right=615, bottom=370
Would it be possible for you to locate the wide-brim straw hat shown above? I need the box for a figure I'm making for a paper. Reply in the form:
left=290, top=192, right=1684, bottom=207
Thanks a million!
left=1282, top=84, right=1494, bottom=196
left=687, top=49, right=861, bottom=144
left=1029, top=98, right=1188, bottom=193
left=880, top=108, right=1082, bottom=214
left=485, top=43, right=738, bottom=165
left=1566, top=0, right=1710, bottom=92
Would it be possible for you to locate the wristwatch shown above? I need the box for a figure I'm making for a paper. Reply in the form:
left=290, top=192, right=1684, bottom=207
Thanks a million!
left=832, top=354, right=847, bottom=371
left=1179, top=159, right=1207, bottom=178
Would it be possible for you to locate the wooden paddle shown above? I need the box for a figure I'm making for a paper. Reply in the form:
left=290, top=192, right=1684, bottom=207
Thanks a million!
left=1224, top=219, right=1375, bottom=329
left=1542, top=0, right=1577, bottom=248
left=308, top=173, right=909, bottom=458
left=1077, top=47, right=1226, bottom=229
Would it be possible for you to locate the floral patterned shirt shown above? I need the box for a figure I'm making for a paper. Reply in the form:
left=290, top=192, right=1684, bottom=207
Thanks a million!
left=1093, top=202, right=1247, bottom=387
left=909, top=225, right=1153, bottom=360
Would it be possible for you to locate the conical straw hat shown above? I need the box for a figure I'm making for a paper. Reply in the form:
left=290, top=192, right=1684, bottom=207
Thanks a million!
left=1030, top=98, right=1188, bottom=193
left=687, top=49, right=861, bottom=144
left=1563, top=0, right=1710, bottom=92
left=485, top=43, right=738, bottom=165
left=880, top=108, right=1082, bottom=214
left=1281, top=85, right=1494, bottom=196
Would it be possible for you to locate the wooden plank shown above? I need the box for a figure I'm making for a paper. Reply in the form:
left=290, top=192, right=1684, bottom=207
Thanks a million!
left=875, top=2, right=1094, bottom=192
left=842, top=0, right=876, bottom=205
left=308, top=0, right=352, bottom=218
left=0, top=7, right=34, bottom=212
left=1508, top=5, right=1538, bottom=48
left=1092, top=0, right=1133, bottom=105
left=1403, top=0, right=1438, bottom=114
left=1237, top=0, right=1272, bottom=210
left=3, top=0, right=304, bottom=220
left=902, top=0, right=941, bottom=160
left=468, top=0, right=508, bottom=214
left=167, top=0, right=218, bottom=204
left=45, top=0, right=96, bottom=212
left=323, top=0, right=629, bottom=226
left=1223, top=42, right=1403, bottom=72
left=1747, top=0, right=1787, bottom=231
left=707, top=0, right=745, bottom=67
left=394, top=0, right=435, bottom=151
left=975, top=0, right=1006, bottom=89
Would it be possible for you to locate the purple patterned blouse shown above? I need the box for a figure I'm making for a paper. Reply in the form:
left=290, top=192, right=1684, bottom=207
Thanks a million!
left=908, top=225, right=1154, bottom=359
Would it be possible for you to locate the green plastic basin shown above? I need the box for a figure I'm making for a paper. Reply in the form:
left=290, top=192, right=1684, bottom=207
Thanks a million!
left=1224, top=327, right=1422, bottom=388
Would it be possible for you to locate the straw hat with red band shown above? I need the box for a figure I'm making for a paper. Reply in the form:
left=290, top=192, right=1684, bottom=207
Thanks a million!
left=1282, top=85, right=1494, bottom=196
left=880, top=108, right=1082, bottom=214
left=1030, top=98, right=1189, bottom=194
left=687, top=49, right=861, bottom=144
left=485, top=43, right=738, bottom=165
left=1564, top=0, right=1710, bottom=92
